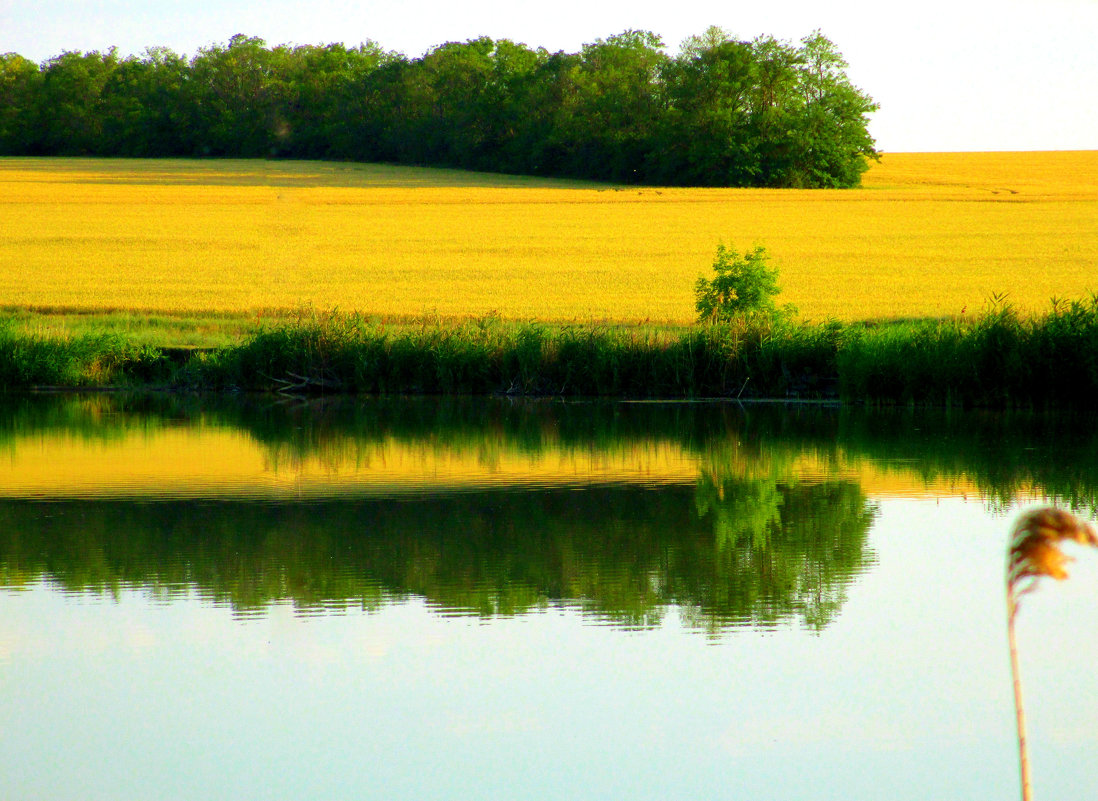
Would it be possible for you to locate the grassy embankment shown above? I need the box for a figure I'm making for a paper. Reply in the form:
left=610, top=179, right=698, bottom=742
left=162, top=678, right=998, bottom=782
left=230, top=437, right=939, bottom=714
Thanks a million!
left=3, top=300, right=1097, bottom=406
left=1, top=153, right=1096, bottom=405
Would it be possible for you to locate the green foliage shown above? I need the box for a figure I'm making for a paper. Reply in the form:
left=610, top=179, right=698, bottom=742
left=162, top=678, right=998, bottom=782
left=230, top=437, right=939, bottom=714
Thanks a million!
left=0, top=320, right=161, bottom=387
left=0, top=28, right=878, bottom=187
left=837, top=295, right=1098, bottom=407
left=0, top=53, right=40, bottom=153
left=695, top=244, right=783, bottom=322
left=181, top=297, right=1098, bottom=406
left=5, top=295, right=1098, bottom=406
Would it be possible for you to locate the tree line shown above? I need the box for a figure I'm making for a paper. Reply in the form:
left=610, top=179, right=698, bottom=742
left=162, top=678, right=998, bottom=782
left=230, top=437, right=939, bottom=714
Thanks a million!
left=0, top=27, right=879, bottom=187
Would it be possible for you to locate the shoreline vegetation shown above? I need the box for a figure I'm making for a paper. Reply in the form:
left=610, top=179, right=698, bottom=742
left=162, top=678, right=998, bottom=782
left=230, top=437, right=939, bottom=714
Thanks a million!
left=3, top=297, right=1096, bottom=407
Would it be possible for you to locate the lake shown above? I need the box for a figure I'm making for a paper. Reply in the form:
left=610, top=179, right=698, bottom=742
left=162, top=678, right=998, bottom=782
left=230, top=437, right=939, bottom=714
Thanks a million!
left=1, top=394, right=1096, bottom=800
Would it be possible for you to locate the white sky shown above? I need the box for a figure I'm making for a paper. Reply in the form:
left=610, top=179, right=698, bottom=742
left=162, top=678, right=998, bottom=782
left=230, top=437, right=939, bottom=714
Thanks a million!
left=2, top=0, right=1097, bottom=152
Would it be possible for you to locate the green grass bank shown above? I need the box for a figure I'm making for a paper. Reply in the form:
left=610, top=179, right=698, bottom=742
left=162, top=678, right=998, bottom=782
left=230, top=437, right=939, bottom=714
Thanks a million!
left=2, top=299, right=1097, bottom=407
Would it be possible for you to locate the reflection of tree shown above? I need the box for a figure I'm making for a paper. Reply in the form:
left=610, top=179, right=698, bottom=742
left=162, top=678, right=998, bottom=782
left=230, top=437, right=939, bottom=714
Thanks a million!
left=698, top=476, right=785, bottom=551
left=0, top=479, right=876, bottom=632
left=688, top=476, right=877, bottom=632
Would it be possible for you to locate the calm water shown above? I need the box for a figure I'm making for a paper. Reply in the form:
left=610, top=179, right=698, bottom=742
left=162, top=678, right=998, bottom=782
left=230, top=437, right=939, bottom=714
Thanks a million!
left=2, top=395, right=1097, bottom=800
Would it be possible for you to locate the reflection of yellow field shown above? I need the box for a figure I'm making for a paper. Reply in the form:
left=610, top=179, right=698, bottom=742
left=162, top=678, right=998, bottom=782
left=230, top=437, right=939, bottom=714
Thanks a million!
left=1, top=152, right=1096, bottom=324
left=3, top=427, right=702, bottom=499
left=1, top=424, right=1000, bottom=501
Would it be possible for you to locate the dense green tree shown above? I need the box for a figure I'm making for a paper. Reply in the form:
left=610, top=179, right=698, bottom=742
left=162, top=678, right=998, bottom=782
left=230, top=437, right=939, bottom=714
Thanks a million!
left=509, top=50, right=583, bottom=176
left=98, top=47, right=189, bottom=155
left=0, top=53, right=41, bottom=153
left=658, top=37, right=762, bottom=185
left=34, top=49, right=122, bottom=154
left=346, top=55, right=410, bottom=162
left=410, top=38, right=498, bottom=165
left=185, top=34, right=286, bottom=156
left=784, top=31, right=879, bottom=187
left=0, top=28, right=878, bottom=187
left=562, top=30, right=668, bottom=181
left=469, top=39, right=549, bottom=172
left=277, top=42, right=391, bottom=158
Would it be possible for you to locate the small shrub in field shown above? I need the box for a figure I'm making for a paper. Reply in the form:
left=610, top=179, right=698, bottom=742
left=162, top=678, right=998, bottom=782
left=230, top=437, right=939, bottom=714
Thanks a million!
left=695, top=245, right=785, bottom=323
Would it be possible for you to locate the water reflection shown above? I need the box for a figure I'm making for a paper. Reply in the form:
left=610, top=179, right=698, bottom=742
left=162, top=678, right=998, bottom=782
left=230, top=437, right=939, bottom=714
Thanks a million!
left=1, top=394, right=1096, bottom=633
left=5, top=395, right=1098, bottom=801
left=0, top=483, right=875, bottom=632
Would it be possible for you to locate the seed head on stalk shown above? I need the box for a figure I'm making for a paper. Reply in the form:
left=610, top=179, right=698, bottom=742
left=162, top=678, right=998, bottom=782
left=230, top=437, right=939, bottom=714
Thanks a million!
left=1008, top=507, right=1098, bottom=617
left=1006, top=506, right=1098, bottom=801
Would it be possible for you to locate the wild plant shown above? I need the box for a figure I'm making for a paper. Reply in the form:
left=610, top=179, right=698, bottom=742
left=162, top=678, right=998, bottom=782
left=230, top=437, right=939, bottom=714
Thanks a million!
left=695, top=244, right=791, bottom=324
left=1006, top=507, right=1098, bottom=801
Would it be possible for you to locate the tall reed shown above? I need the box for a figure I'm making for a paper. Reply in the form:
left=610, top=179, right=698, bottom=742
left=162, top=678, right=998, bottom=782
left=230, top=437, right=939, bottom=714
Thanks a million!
left=838, top=295, right=1098, bottom=406
left=181, top=312, right=843, bottom=399
left=1006, top=507, right=1098, bottom=801
left=0, top=320, right=161, bottom=387
left=4, top=298, right=1097, bottom=406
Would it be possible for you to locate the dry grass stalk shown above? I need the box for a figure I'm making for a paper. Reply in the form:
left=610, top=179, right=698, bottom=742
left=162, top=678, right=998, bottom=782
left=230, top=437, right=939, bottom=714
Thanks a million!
left=1008, top=507, right=1098, bottom=612
left=1006, top=507, right=1098, bottom=801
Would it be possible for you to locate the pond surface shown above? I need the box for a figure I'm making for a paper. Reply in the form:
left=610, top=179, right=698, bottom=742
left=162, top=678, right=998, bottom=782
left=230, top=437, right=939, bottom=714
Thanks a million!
left=1, top=395, right=1096, bottom=800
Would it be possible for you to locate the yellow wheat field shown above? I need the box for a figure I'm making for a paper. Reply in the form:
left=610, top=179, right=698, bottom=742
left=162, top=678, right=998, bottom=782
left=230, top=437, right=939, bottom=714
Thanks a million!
left=1, top=152, right=1096, bottom=323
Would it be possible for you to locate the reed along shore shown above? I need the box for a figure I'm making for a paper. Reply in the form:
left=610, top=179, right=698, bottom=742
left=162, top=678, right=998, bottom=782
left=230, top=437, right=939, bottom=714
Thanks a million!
left=2, top=299, right=1096, bottom=408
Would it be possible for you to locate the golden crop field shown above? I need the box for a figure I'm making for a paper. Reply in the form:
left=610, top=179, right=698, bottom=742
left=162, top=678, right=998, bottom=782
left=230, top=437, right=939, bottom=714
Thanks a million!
left=1, top=152, right=1096, bottom=324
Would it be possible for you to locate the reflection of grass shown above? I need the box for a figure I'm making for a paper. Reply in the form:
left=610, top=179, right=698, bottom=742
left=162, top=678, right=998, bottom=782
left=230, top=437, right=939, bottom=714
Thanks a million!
left=0, top=393, right=146, bottom=447
left=1006, top=508, right=1098, bottom=801
left=11, top=397, right=1098, bottom=639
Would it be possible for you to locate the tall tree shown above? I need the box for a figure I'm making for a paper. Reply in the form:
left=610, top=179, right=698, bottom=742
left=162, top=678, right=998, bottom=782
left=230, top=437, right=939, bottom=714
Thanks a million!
left=186, top=34, right=282, bottom=156
left=562, top=30, right=668, bottom=181
left=0, top=53, right=40, bottom=154
left=658, top=37, right=762, bottom=185
left=414, top=37, right=498, bottom=166
left=785, top=31, right=879, bottom=187
left=35, top=49, right=121, bottom=154
left=98, top=47, right=189, bottom=156
left=277, top=42, right=390, bottom=159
